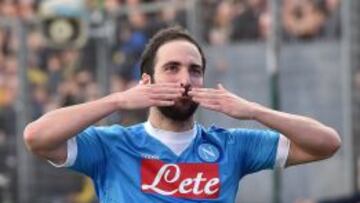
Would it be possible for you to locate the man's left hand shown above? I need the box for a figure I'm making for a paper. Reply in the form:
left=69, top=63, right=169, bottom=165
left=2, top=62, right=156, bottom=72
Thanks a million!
left=189, top=84, right=258, bottom=120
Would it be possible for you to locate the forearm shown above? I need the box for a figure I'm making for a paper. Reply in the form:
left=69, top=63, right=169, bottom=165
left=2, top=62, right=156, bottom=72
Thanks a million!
left=189, top=85, right=341, bottom=165
left=252, top=104, right=341, bottom=157
left=24, top=93, right=120, bottom=152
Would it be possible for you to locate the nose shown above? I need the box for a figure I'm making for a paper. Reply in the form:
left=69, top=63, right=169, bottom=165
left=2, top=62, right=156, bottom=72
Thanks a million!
left=178, top=68, right=191, bottom=87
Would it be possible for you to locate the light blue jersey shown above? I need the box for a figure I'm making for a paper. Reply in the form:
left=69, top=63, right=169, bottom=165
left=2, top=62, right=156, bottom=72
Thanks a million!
left=66, top=123, right=285, bottom=202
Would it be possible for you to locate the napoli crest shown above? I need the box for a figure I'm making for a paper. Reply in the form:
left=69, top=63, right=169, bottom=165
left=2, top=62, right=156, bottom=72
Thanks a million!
left=197, top=143, right=220, bottom=163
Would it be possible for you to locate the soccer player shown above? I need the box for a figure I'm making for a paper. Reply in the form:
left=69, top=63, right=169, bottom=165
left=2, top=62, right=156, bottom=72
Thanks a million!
left=24, top=27, right=341, bottom=202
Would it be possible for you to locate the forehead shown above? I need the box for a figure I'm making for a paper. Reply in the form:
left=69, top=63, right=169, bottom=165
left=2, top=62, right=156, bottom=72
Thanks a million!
left=155, top=40, right=202, bottom=67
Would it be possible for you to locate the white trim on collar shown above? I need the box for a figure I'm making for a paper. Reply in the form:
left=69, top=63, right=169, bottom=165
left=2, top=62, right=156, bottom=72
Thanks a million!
left=144, top=121, right=197, bottom=155
left=144, top=121, right=196, bottom=143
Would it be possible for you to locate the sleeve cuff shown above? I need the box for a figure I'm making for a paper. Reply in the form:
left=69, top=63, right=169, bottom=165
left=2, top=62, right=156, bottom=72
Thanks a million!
left=274, top=134, right=290, bottom=168
left=48, top=137, right=78, bottom=168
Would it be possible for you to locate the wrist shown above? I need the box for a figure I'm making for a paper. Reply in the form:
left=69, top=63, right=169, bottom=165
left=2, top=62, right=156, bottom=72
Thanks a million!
left=103, top=92, right=124, bottom=110
left=249, top=102, right=266, bottom=120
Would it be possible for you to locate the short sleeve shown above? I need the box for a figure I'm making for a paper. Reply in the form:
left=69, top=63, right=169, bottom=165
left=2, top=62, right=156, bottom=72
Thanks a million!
left=68, top=126, right=108, bottom=178
left=48, top=137, right=77, bottom=168
left=274, top=134, right=290, bottom=168
left=230, top=128, right=280, bottom=175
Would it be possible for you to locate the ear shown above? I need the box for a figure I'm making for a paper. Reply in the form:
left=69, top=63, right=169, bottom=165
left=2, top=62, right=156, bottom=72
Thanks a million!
left=140, top=73, right=151, bottom=85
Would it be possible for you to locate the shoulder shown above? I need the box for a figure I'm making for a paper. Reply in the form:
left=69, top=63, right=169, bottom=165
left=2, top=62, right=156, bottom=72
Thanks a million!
left=201, top=124, right=273, bottom=136
left=228, top=128, right=279, bottom=138
left=200, top=124, right=279, bottom=143
left=197, top=124, right=232, bottom=145
left=85, top=124, right=126, bottom=137
left=80, top=123, right=146, bottom=144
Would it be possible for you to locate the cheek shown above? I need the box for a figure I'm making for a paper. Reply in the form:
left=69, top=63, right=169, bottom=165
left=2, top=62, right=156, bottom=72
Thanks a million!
left=153, top=75, right=177, bottom=83
left=191, top=76, right=204, bottom=87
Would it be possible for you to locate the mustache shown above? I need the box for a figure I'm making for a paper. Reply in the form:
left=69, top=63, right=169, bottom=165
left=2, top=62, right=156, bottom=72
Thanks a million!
left=182, top=84, right=192, bottom=97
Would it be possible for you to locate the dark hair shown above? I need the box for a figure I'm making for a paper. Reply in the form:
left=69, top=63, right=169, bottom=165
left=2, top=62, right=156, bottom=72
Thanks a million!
left=139, top=26, right=206, bottom=77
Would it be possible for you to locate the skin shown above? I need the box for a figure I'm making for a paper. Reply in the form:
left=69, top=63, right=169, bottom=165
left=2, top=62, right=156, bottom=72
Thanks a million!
left=23, top=40, right=341, bottom=167
left=146, top=40, right=204, bottom=131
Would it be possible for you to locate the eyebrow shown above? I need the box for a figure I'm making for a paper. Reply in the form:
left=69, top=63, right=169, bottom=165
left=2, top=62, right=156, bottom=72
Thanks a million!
left=162, top=61, right=203, bottom=69
left=190, top=63, right=202, bottom=69
left=162, top=61, right=181, bottom=67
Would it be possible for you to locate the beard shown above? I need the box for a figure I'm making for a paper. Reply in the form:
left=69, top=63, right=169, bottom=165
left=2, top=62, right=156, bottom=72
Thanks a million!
left=158, top=98, right=199, bottom=121
left=156, top=82, right=198, bottom=121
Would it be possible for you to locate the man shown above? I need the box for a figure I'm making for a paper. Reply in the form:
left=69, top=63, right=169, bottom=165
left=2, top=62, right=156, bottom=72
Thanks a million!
left=24, top=27, right=341, bottom=202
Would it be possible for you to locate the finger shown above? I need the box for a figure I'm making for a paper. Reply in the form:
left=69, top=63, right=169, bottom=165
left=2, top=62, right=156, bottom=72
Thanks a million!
left=189, top=88, right=222, bottom=96
left=192, top=97, right=220, bottom=106
left=189, top=91, right=223, bottom=100
left=142, top=83, right=181, bottom=91
left=149, top=92, right=182, bottom=100
left=191, top=96, right=223, bottom=113
left=150, top=99, right=175, bottom=107
left=150, top=86, right=185, bottom=94
left=190, top=87, right=215, bottom=92
left=198, top=102, right=221, bottom=112
left=150, top=83, right=183, bottom=88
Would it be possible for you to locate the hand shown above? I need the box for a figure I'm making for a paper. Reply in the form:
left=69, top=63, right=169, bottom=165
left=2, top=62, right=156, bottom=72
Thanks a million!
left=189, top=84, right=258, bottom=120
left=116, top=82, right=184, bottom=110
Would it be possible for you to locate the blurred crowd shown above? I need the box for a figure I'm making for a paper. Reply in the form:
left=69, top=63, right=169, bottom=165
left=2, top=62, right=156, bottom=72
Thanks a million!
left=0, top=0, right=342, bottom=202
left=203, top=0, right=341, bottom=44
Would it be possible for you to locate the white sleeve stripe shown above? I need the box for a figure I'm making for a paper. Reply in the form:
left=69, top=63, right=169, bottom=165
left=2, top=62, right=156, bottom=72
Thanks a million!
left=275, top=134, right=290, bottom=168
left=48, top=137, right=78, bottom=168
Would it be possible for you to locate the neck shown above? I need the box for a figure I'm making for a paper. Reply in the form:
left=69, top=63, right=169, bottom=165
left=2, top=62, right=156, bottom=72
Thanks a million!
left=148, top=107, right=194, bottom=132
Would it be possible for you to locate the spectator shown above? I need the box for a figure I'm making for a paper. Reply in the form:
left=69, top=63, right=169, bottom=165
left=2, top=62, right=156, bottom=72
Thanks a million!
left=74, top=69, right=95, bottom=102
left=146, top=4, right=184, bottom=38
left=0, top=93, right=16, bottom=136
left=47, top=54, right=63, bottom=94
left=30, top=85, right=49, bottom=120
left=232, top=0, right=265, bottom=41
left=18, top=0, right=37, bottom=21
left=283, top=0, right=326, bottom=40
left=104, top=0, right=121, bottom=15
left=57, top=79, right=81, bottom=107
left=317, top=0, right=341, bottom=39
left=0, top=0, right=17, bottom=18
left=258, top=8, right=271, bottom=39
left=208, top=1, right=234, bottom=45
left=111, top=8, right=148, bottom=81
left=61, top=49, right=82, bottom=80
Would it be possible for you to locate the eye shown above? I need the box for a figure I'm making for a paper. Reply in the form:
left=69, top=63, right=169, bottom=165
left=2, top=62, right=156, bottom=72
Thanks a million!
left=190, top=66, right=203, bottom=76
left=164, top=64, right=178, bottom=72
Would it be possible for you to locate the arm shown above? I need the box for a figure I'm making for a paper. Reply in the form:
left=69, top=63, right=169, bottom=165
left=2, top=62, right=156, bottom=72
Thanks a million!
left=189, top=84, right=341, bottom=167
left=24, top=81, right=184, bottom=164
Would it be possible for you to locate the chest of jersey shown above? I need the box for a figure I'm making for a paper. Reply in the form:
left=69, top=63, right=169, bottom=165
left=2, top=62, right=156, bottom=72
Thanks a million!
left=105, top=137, right=240, bottom=202
left=141, top=159, right=220, bottom=199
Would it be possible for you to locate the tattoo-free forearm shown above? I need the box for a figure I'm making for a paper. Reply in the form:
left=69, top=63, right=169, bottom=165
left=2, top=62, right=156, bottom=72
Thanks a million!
left=252, top=104, right=341, bottom=157
left=24, top=94, right=119, bottom=152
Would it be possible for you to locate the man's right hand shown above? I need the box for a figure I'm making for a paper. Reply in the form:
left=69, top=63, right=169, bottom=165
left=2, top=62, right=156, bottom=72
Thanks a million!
left=115, top=82, right=185, bottom=110
left=23, top=79, right=183, bottom=164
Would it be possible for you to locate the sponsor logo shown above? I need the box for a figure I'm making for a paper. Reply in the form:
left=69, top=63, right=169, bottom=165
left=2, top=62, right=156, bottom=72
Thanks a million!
left=141, top=153, right=160, bottom=160
left=141, top=159, right=220, bottom=199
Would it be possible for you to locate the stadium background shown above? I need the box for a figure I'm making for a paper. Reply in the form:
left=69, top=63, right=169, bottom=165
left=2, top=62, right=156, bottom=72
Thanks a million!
left=0, top=0, right=358, bottom=202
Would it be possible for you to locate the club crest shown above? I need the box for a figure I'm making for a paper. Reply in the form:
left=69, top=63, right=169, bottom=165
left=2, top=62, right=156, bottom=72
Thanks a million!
left=197, top=143, right=220, bottom=163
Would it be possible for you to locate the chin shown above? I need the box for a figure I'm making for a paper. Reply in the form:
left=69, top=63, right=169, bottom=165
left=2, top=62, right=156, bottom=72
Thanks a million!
left=158, top=100, right=198, bottom=121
